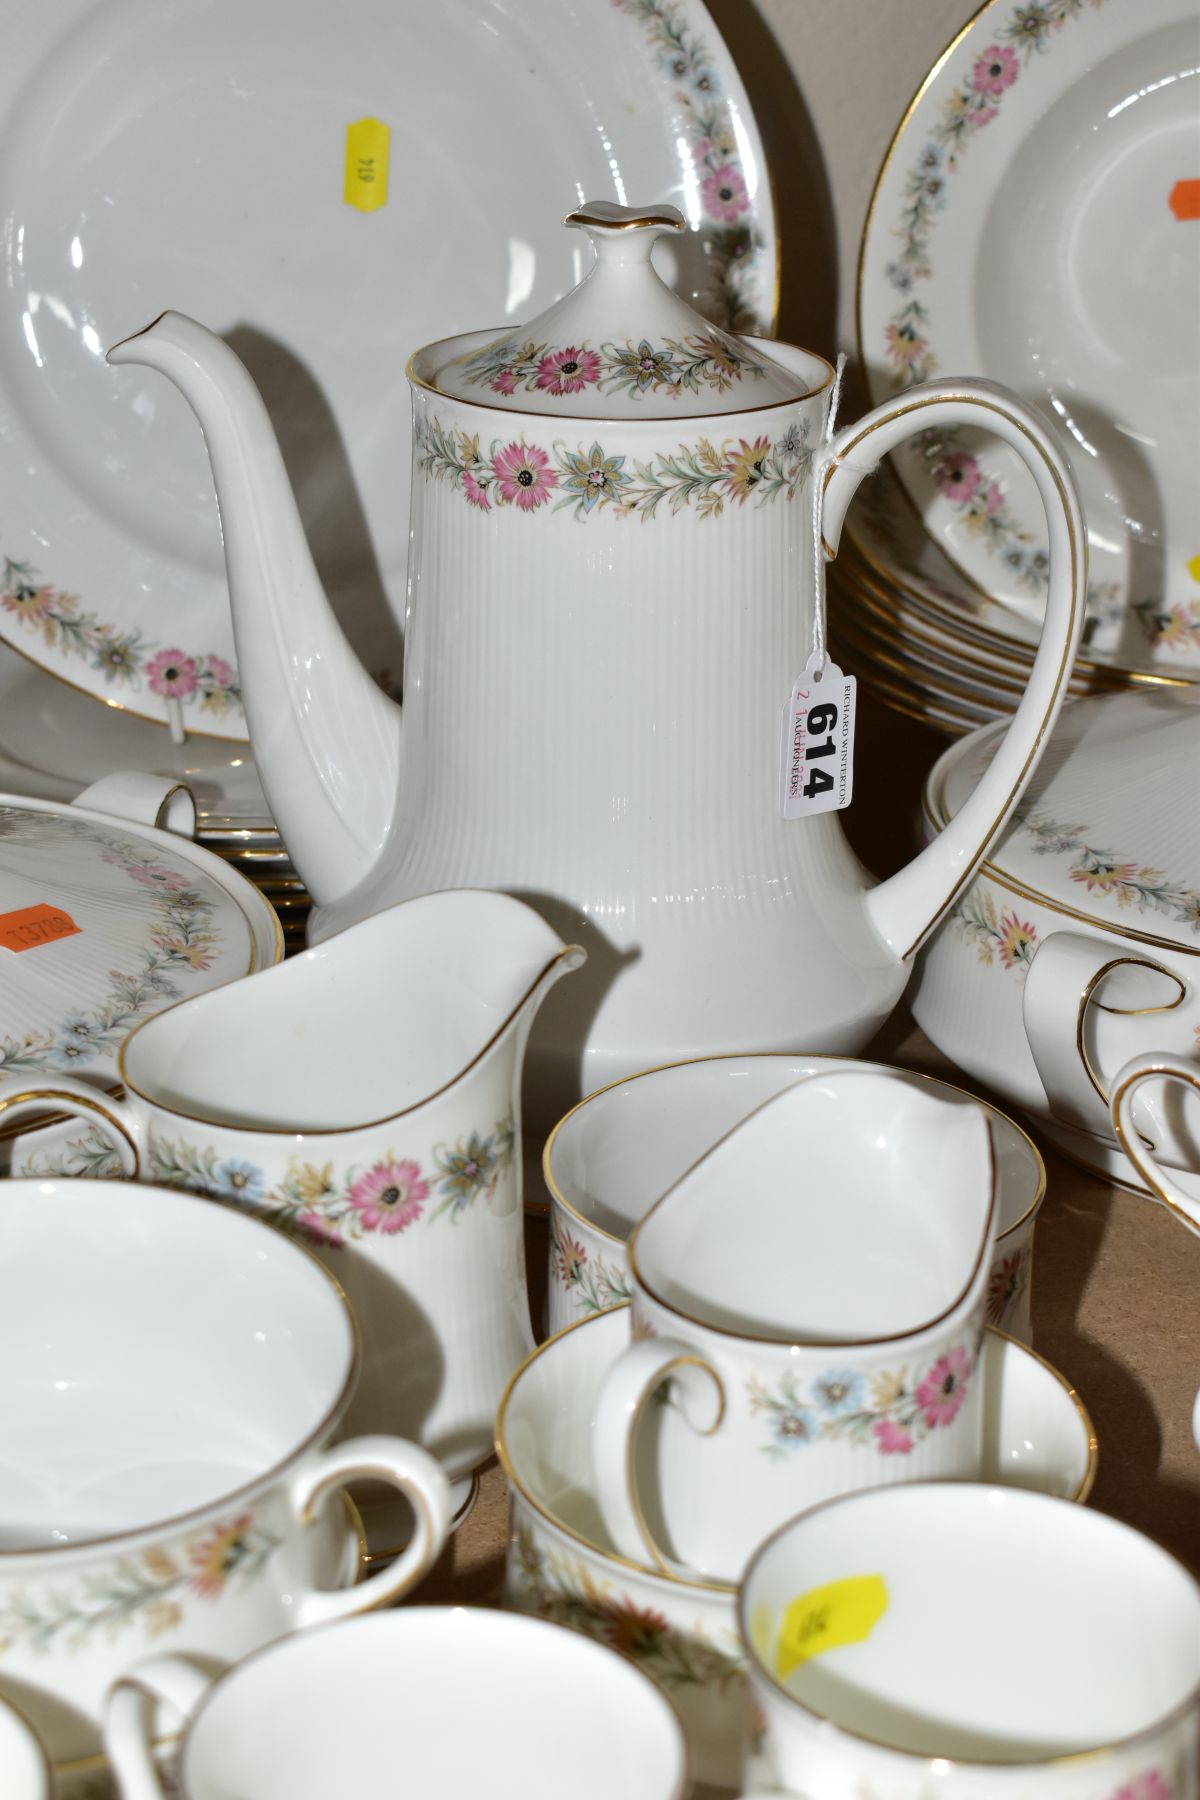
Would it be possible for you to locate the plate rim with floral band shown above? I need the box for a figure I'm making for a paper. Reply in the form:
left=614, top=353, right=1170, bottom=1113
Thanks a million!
left=0, top=0, right=776, bottom=741
left=856, top=0, right=1200, bottom=672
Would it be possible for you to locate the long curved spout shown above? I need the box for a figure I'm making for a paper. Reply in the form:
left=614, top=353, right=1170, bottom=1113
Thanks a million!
left=107, top=312, right=402, bottom=909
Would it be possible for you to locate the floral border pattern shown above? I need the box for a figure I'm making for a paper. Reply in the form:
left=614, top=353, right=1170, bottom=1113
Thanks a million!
left=986, top=1246, right=1028, bottom=1327
left=877, top=1, right=1105, bottom=593
left=14, top=1120, right=125, bottom=1180
left=509, top=1516, right=744, bottom=1691
left=746, top=1330, right=980, bottom=1460
left=415, top=413, right=812, bottom=520
left=0, top=1512, right=280, bottom=1656
left=611, top=0, right=766, bottom=332
left=0, top=810, right=226, bottom=1078
left=1022, top=811, right=1200, bottom=932
left=459, top=332, right=765, bottom=404
left=1, top=557, right=242, bottom=718
left=951, top=883, right=1039, bottom=975
left=146, top=1113, right=515, bottom=1250
left=549, top=1214, right=633, bottom=1316
left=1132, top=596, right=1200, bottom=657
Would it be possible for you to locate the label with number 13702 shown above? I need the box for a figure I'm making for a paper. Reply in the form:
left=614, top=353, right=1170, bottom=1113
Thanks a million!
left=779, top=659, right=857, bottom=820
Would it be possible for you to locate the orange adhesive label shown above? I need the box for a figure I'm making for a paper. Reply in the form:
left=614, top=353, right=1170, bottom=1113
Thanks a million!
left=1169, top=180, right=1200, bottom=221
left=0, top=903, right=82, bottom=954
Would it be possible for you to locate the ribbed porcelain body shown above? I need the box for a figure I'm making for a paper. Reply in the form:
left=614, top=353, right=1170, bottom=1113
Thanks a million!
left=321, top=336, right=899, bottom=1109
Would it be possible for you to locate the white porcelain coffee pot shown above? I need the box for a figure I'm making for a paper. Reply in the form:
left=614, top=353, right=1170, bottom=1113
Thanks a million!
left=108, top=202, right=1086, bottom=1111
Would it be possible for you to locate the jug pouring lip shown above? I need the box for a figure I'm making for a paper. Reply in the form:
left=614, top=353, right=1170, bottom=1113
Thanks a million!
left=626, top=1069, right=997, bottom=1351
left=116, top=891, right=586, bottom=1138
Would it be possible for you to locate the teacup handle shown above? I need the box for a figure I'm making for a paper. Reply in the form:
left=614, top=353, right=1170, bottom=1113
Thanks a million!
left=1023, top=932, right=1188, bottom=1136
left=1109, top=1054, right=1200, bottom=1238
left=105, top=1654, right=211, bottom=1800
left=288, top=1434, right=451, bottom=1624
left=590, top=1332, right=724, bottom=1579
left=820, top=377, right=1085, bottom=961
left=0, top=1078, right=141, bottom=1175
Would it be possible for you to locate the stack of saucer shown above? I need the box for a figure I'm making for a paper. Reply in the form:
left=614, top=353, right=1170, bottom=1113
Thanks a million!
left=829, top=469, right=1198, bottom=738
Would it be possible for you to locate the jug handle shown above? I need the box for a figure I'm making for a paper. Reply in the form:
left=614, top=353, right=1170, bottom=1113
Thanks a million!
left=819, top=378, right=1086, bottom=962
left=1110, top=1054, right=1200, bottom=1239
left=73, top=773, right=197, bottom=837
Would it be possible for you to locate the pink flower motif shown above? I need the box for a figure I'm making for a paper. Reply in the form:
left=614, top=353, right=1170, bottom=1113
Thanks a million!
left=933, top=451, right=982, bottom=504
left=206, top=654, right=233, bottom=689
left=972, top=44, right=1019, bottom=95
left=297, top=1210, right=347, bottom=1250
left=346, top=1159, right=428, bottom=1234
left=1109, top=1774, right=1172, bottom=1800
left=146, top=649, right=198, bottom=699
left=692, top=136, right=713, bottom=161
left=984, top=481, right=1004, bottom=517
left=462, top=471, right=491, bottom=511
left=700, top=164, right=749, bottom=222
left=916, top=1346, right=973, bottom=1428
left=492, top=441, right=558, bottom=511
left=873, top=1419, right=914, bottom=1455
left=127, top=863, right=192, bottom=892
left=534, top=347, right=602, bottom=397
left=492, top=370, right=518, bottom=395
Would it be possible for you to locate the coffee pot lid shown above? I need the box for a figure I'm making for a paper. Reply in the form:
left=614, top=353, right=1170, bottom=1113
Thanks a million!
left=422, top=202, right=806, bottom=418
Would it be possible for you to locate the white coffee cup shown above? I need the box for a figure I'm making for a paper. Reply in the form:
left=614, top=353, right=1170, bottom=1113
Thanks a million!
left=740, top=1483, right=1200, bottom=1797
left=106, top=1609, right=688, bottom=1798
left=591, top=1071, right=996, bottom=1583
left=0, top=1179, right=449, bottom=1773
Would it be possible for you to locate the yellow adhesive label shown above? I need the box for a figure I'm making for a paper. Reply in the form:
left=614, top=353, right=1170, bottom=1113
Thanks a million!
left=344, top=118, right=389, bottom=212
left=1187, top=553, right=1200, bottom=583
left=774, top=1575, right=888, bottom=1679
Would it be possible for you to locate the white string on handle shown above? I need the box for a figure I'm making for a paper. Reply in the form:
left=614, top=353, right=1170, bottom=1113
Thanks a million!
left=809, top=351, right=848, bottom=680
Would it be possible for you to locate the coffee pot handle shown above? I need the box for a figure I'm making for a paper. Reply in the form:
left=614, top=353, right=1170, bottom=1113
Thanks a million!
left=1110, top=1054, right=1200, bottom=1239
left=820, top=378, right=1086, bottom=962
left=105, top=1655, right=212, bottom=1800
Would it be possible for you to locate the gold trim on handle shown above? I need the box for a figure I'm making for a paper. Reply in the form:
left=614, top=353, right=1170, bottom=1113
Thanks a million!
left=1110, top=1060, right=1200, bottom=1239
left=624, top=1353, right=726, bottom=1583
left=1074, top=956, right=1188, bottom=1112
left=0, top=1087, right=140, bottom=1175
left=822, top=386, right=1082, bottom=960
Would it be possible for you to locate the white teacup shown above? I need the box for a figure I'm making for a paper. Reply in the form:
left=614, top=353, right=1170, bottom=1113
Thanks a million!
left=0, top=1179, right=449, bottom=1774
left=1110, top=1052, right=1200, bottom=1238
left=544, top=1053, right=1045, bottom=1342
left=591, top=1071, right=996, bottom=1584
left=0, top=1696, right=49, bottom=1800
left=498, top=1303, right=1096, bottom=1793
left=740, top=1484, right=1200, bottom=1797
left=106, top=1610, right=688, bottom=1798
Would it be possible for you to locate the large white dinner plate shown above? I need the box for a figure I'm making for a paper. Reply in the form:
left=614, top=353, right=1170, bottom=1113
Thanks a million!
left=0, top=0, right=775, bottom=738
left=859, top=0, right=1200, bottom=664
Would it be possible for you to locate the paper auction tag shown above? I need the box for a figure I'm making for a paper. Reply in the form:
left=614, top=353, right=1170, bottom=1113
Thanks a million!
left=773, top=1575, right=888, bottom=1678
left=0, top=903, right=82, bottom=954
left=780, top=656, right=856, bottom=819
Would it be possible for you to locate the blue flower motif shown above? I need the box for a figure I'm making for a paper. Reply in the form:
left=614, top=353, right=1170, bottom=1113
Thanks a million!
left=813, top=1371, right=865, bottom=1416
left=770, top=1404, right=815, bottom=1451
left=213, top=1158, right=265, bottom=1204
left=47, top=1027, right=102, bottom=1070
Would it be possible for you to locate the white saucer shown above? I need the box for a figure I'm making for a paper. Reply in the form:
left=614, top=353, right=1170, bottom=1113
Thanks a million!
left=0, top=0, right=774, bottom=737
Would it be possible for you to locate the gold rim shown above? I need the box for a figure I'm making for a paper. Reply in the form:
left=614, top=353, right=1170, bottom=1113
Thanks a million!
left=116, top=940, right=581, bottom=1136
left=406, top=330, right=833, bottom=422
left=1073, top=956, right=1187, bottom=1111
left=740, top=1485, right=1199, bottom=1769
left=543, top=1051, right=1045, bottom=1247
left=628, top=1077, right=997, bottom=1349
left=0, top=626, right=249, bottom=743
left=496, top=1316, right=1096, bottom=1601
left=0, top=1185, right=362, bottom=1563
left=923, top=760, right=1200, bottom=958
